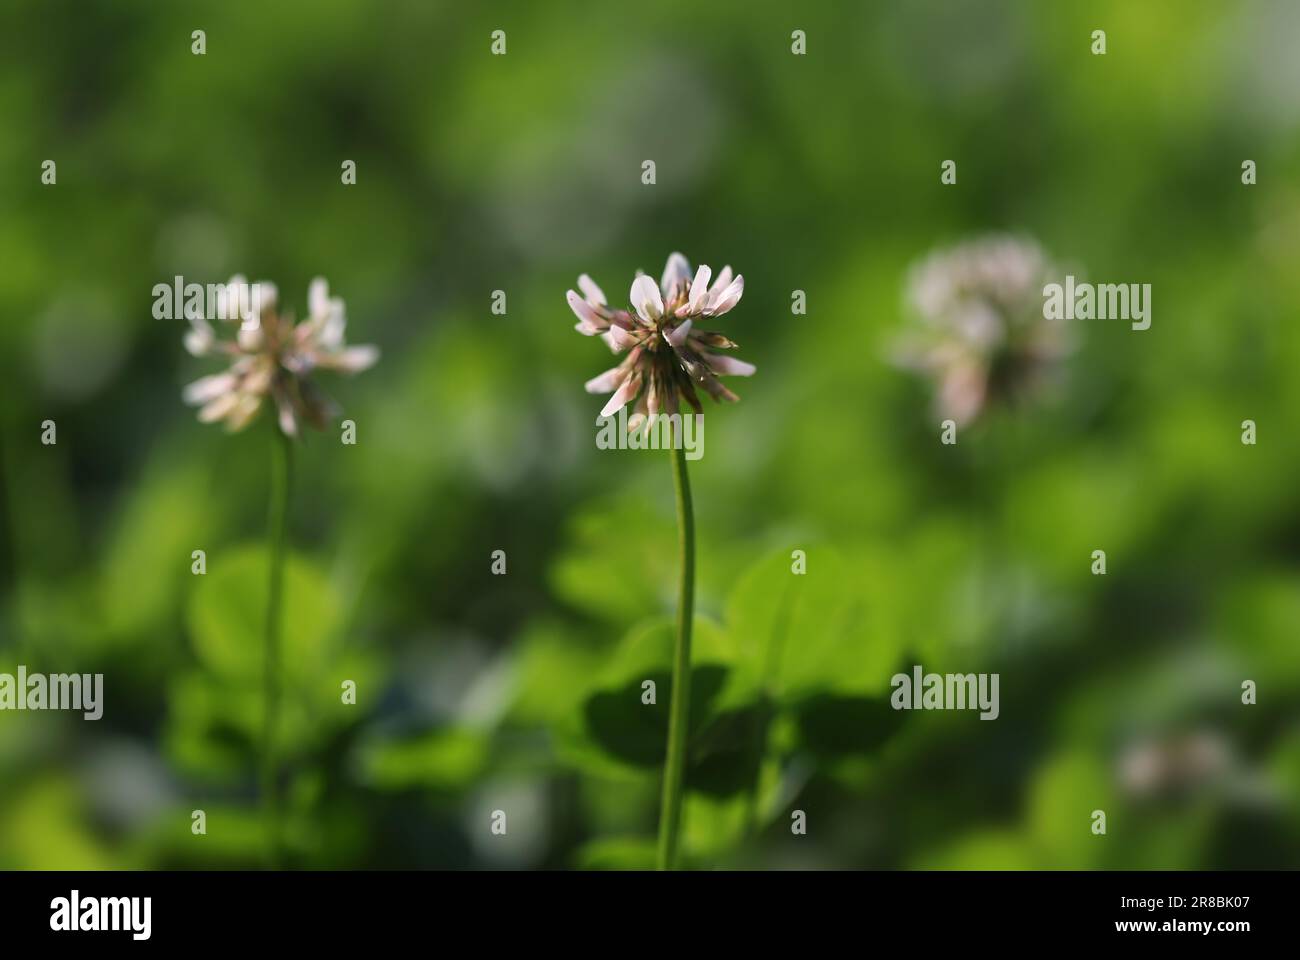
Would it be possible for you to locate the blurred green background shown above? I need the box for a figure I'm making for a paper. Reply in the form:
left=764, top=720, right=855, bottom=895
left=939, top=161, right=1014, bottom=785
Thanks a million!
left=2, top=0, right=1299, bottom=869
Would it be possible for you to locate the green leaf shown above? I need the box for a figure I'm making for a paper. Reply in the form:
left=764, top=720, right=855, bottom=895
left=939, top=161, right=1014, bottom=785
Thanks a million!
left=1027, top=751, right=1114, bottom=868
left=186, top=543, right=343, bottom=685
left=913, top=830, right=1038, bottom=870
left=725, top=546, right=905, bottom=701
left=98, top=458, right=214, bottom=643
left=558, top=616, right=756, bottom=791
left=550, top=499, right=677, bottom=623
left=682, top=792, right=751, bottom=863
left=356, top=728, right=489, bottom=791
left=572, top=836, right=658, bottom=870
left=684, top=702, right=767, bottom=798
left=791, top=693, right=905, bottom=759
left=508, top=620, right=607, bottom=727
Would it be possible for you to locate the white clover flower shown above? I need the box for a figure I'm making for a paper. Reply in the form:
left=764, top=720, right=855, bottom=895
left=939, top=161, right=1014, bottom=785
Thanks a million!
left=182, top=276, right=378, bottom=436
left=568, top=252, right=754, bottom=421
left=894, top=235, right=1073, bottom=426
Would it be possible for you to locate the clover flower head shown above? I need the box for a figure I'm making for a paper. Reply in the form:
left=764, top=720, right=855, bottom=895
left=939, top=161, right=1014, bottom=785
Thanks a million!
left=894, top=235, right=1073, bottom=427
left=567, top=252, right=754, bottom=422
left=182, top=276, right=379, bottom=436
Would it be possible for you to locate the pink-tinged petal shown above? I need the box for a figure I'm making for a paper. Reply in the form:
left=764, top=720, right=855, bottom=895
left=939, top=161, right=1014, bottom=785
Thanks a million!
left=577, top=274, right=606, bottom=306
left=630, top=275, right=663, bottom=322
left=705, top=275, right=744, bottom=316
left=333, top=344, right=380, bottom=373
left=584, top=366, right=626, bottom=394
left=704, top=353, right=756, bottom=376
left=708, top=266, right=733, bottom=296
left=938, top=360, right=987, bottom=427
left=243, top=363, right=274, bottom=397
left=224, top=393, right=264, bottom=432
left=251, top=281, right=277, bottom=315
left=309, top=277, right=330, bottom=320
left=197, top=391, right=241, bottom=423
left=606, top=324, right=637, bottom=351
left=600, top=372, right=642, bottom=417
left=663, top=318, right=693, bottom=348
left=628, top=390, right=650, bottom=432
left=237, top=323, right=264, bottom=352
left=661, top=252, right=691, bottom=297
left=319, top=300, right=347, bottom=348
left=567, top=290, right=606, bottom=332
left=645, top=375, right=661, bottom=416
left=217, top=275, right=249, bottom=322
left=687, top=265, right=713, bottom=312
left=183, top=372, right=237, bottom=405
left=184, top=323, right=214, bottom=357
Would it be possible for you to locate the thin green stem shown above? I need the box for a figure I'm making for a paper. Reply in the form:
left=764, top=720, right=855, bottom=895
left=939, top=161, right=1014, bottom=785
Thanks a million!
left=261, top=423, right=292, bottom=868
left=657, top=440, right=695, bottom=871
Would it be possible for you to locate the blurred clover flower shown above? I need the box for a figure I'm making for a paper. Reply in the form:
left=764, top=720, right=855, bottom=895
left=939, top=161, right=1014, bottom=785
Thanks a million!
left=893, top=235, right=1072, bottom=426
left=178, top=275, right=377, bottom=868
left=1119, top=731, right=1232, bottom=799
left=182, top=276, right=379, bottom=436
left=568, top=252, right=754, bottom=422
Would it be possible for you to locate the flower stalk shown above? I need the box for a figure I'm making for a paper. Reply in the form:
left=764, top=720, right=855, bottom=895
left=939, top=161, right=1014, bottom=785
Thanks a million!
left=261, top=421, right=292, bottom=868
left=657, top=439, right=695, bottom=871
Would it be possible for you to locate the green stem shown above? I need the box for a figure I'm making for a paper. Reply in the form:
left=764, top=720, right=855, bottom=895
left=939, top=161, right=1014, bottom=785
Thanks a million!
left=261, top=423, right=292, bottom=868
left=657, top=441, right=695, bottom=870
